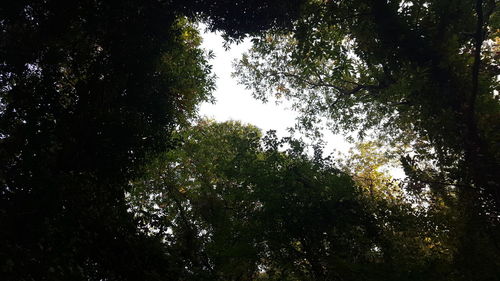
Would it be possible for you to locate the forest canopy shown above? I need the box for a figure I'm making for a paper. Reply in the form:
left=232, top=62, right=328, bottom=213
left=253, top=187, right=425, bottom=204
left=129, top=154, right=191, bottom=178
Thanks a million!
left=1, top=0, right=499, bottom=280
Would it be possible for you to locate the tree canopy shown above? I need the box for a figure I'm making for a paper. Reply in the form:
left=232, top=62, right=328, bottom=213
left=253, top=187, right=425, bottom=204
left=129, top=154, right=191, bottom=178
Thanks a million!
left=234, top=0, right=500, bottom=263
left=1, top=0, right=499, bottom=280
left=130, top=120, right=457, bottom=281
left=0, top=0, right=305, bottom=279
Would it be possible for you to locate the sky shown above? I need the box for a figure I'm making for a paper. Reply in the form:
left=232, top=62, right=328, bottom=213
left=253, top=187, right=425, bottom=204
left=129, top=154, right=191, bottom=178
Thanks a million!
left=198, top=30, right=353, bottom=156
left=198, top=33, right=298, bottom=137
left=197, top=29, right=406, bottom=179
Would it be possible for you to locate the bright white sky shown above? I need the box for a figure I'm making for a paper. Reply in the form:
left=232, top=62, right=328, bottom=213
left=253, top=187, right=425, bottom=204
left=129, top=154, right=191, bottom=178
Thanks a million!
left=198, top=30, right=407, bottom=179
left=198, top=30, right=353, bottom=156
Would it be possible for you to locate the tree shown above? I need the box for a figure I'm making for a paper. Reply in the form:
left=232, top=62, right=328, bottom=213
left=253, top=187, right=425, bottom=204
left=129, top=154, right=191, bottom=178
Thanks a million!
left=235, top=0, right=499, bottom=212
left=2, top=0, right=497, bottom=279
left=234, top=1, right=500, bottom=278
left=0, top=3, right=214, bottom=279
left=0, top=1, right=310, bottom=279
left=130, top=120, right=455, bottom=280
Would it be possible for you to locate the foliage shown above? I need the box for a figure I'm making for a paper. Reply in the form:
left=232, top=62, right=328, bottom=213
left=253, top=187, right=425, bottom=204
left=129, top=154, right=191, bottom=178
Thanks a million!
left=1, top=0, right=499, bottom=280
left=0, top=1, right=312, bottom=279
left=234, top=2, right=500, bottom=276
left=130, top=120, right=455, bottom=280
left=233, top=1, right=500, bottom=279
left=234, top=0, right=499, bottom=213
left=184, top=0, right=306, bottom=42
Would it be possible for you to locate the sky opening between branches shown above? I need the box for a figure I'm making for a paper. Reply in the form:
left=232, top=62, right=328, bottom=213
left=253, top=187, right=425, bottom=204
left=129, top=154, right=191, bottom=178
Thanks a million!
left=198, top=28, right=406, bottom=179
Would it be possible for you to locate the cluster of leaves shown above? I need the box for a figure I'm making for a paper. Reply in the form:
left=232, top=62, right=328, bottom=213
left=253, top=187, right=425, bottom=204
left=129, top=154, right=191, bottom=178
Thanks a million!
left=0, top=0, right=309, bottom=279
left=1, top=0, right=499, bottom=280
left=235, top=0, right=499, bottom=212
left=0, top=0, right=218, bottom=278
left=130, top=120, right=455, bottom=280
left=184, top=0, right=306, bottom=42
left=234, top=2, right=500, bottom=277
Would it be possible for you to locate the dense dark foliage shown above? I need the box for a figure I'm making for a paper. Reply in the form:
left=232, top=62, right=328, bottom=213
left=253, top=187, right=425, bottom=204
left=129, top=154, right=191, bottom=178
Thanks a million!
left=236, top=0, right=500, bottom=217
left=235, top=1, right=500, bottom=278
left=0, top=0, right=304, bottom=280
left=1, top=0, right=498, bottom=280
left=131, top=121, right=452, bottom=281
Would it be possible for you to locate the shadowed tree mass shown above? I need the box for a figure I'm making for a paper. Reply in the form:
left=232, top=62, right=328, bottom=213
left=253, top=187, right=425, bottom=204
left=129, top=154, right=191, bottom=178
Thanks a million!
left=1, top=0, right=498, bottom=280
